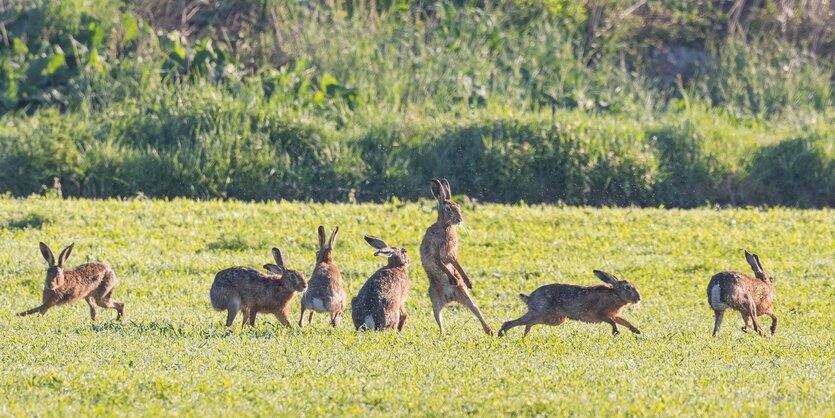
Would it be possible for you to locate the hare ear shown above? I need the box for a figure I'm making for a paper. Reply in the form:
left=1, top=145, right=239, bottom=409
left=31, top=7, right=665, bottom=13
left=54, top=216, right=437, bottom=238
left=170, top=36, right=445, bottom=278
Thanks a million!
left=744, top=250, right=764, bottom=275
left=430, top=179, right=444, bottom=201
left=272, top=248, right=285, bottom=270
left=329, top=226, right=339, bottom=249
left=440, top=178, right=452, bottom=200
left=374, top=248, right=396, bottom=258
left=364, top=235, right=389, bottom=250
left=318, top=226, right=326, bottom=250
left=263, top=264, right=284, bottom=276
left=593, top=270, right=619, bottom=285
left=39, top=242, right=55, bottom=266
left=57, top=243, right=74, bottom=267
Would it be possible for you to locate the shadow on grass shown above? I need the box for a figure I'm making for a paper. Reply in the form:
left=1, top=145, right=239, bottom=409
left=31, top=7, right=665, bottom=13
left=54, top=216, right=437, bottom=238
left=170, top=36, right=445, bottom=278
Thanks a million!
left=81, top=319, right=339, bottom=339
left=2, top=213, right=51, bottom=230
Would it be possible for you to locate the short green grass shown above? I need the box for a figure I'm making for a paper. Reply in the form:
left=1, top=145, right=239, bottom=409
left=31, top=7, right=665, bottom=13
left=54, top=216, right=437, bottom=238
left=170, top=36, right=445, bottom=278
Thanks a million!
left=0, top=197, right=833, bottom=416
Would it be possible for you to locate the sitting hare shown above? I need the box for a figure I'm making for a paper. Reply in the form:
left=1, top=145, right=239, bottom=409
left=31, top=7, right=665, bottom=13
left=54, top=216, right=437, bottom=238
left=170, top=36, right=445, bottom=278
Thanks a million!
left=351, top=235, right=411, bottom=331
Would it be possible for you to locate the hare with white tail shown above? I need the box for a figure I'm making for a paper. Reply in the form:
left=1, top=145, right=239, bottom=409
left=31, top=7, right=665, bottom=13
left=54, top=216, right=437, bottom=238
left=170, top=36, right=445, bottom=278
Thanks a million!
left=420, top=178, right=493, bottom=335
left=210, top=248, right=307, bottom=327
left=19, top=242, right=126, bottom=321
left=499, top=270, right=642, bottom=337
left=707, top=250, right=777, bottom=337
left=351, top=235, right=411, bottom=331
left=299, top=226, right=347, bottom=327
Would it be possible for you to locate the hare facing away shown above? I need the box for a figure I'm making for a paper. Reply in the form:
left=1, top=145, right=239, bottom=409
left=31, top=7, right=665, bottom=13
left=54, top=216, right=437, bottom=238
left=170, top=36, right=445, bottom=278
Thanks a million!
left=210, top=248, right=307, bottom=327
left=707, top=250, right=777, bottom=337
left=299, top=226, right=347, bottom=327
left=420, top=178, right=493, bottom=336
left=19, top=242, right=125, bottom=321
left=498, top=270, right=641, bottom=338
left=351, top=235, right=411, bottom=331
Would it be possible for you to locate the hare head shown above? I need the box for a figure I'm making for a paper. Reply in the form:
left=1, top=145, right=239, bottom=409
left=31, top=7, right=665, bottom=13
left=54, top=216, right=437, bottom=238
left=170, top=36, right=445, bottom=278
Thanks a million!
left=316, top=226, right=338, bottom=264
left=594, top=270, right=641, bottom=304
left=364, top=235, right=410, bottom=268
left=745, top=250, right=774, bottom=283
left=431, top=178, right=463, bottom=226
left=40, top=242, right=73, bottom=288
left=263, top=247, right=307, bottom=292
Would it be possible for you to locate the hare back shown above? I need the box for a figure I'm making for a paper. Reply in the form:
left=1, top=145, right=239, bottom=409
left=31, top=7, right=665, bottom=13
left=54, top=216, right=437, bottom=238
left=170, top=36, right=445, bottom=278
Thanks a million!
left=708, top=271, right=774, bottom=313
left=352, top=268, right=409, bottom=329
left=303, top=264, right=346, bottom=312
left=52, top=263, right=116, bottom=303
left=211, top=267, right=287, bottom=310
left=526, top=283, right=628, bottom=323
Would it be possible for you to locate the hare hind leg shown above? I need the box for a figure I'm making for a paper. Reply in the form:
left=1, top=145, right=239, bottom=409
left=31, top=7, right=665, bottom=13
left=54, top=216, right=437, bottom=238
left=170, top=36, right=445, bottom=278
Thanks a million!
left=455, top=288, right=493, bottom=336
left=712, top=310, right=725, bottom=337
left=96, top=288, right=125, bottom=320
left=499, top=311, right=539, bottom=337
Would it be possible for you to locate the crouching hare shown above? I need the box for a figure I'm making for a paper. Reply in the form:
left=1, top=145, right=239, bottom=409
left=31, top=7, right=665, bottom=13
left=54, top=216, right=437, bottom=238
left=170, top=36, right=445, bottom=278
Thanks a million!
left=707, top=250, right=777, bottom=337
left=19, top=242, right=126, bottom=321
left=351, top=235, right=411, bottom=331
left=210, top=248, right=307, bottom=327
left=499, top=270, right=641, bottom=338
left=299, top=226, right=347, bottom=327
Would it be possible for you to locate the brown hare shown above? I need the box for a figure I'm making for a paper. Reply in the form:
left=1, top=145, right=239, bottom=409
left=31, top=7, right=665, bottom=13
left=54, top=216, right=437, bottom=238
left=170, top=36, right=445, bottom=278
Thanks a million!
left=420, top=178, right=492, bottom=335
left=19, top=242, right=126, bottom=321
left=498, top=270, right=642, bottom=338
left=210, top=248, right=307, bottom=327
left=707, top=250, right=777, bottom=337
left=299, top=226, right=347, bottom=327
left=351, top=235, right=411, bottom=331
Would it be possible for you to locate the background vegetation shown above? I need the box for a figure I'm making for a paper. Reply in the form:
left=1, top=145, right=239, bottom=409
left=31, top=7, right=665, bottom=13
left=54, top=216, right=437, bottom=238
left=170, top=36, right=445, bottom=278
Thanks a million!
left=1, top=197, right=833, bottom=415
left=0, top=0, right=833, bottom=206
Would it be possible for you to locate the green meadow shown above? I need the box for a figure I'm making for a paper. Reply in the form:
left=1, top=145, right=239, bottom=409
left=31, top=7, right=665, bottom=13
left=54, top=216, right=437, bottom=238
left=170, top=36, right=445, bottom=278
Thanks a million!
left=0, top=197, right=833, bottom=416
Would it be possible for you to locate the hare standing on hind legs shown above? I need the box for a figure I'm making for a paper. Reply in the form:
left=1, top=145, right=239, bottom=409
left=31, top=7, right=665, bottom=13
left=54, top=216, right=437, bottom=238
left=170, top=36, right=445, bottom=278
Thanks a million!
left=420, top=178, right=493, bottom=335
left=299, top=226, right=347, bottom=327
left=707, top=250, right=777, bottom=337
left=19, top=242, right=125, bottom=321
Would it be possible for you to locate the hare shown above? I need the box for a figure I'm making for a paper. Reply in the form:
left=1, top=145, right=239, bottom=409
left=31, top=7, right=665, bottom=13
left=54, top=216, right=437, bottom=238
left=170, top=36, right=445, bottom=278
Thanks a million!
left=299, top=226, right=347, bottom=327
left=420, top=178, right=492, bottom=335
left=351, top=235, right=411, bottom=331
left=498, top=270, right=642, bottom=337
left=210, top=248, right=307, bottom=328
left=19, top=242, right=125, bottom=321
left=707, top=250, right=777, bottom=337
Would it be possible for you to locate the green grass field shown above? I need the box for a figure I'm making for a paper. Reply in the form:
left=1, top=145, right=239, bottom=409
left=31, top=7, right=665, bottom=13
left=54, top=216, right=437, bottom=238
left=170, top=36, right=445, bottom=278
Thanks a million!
left=1, top=197, right=833, bottom=416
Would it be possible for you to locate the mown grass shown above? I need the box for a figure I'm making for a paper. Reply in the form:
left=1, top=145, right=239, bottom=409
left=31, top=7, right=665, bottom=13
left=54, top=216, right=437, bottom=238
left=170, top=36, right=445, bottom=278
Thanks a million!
left=0, top=197, right=833, bottom=415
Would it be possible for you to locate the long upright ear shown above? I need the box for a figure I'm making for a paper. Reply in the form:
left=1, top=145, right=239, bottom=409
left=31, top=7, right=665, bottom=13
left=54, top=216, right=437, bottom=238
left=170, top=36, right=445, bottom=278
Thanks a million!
left=364, top=235, right=389, bottom=250
left=440, top=178, right=452, bottom=200
left=39, top=242, right=55, bottom=266
left=318, top=226, right=326, bottom=250
left=57, top=243, right=74, bottom=267
left=744, top=250, right=765, bottom=276
left=430, top=179, right=444, bottom=201
left=593, top=270, right=619, bottom=285
left=263, top=264, right=284, bottom=276
left=329, top=226, right=339, bottom=249
left=272, top=248, right=285, bottom=270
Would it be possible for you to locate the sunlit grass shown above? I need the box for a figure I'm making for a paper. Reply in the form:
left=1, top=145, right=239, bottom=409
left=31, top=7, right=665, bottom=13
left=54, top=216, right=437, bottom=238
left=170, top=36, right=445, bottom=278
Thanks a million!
left=0, top=197, right=832, bottom=415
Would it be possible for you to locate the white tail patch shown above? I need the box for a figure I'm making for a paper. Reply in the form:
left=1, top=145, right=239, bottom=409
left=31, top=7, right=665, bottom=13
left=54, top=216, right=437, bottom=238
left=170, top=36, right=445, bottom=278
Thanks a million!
left=312, top=298, right=326, bottom=312
left=364, top=315, right=375, bottom=330
left=709, top=284, right=727, bottom=309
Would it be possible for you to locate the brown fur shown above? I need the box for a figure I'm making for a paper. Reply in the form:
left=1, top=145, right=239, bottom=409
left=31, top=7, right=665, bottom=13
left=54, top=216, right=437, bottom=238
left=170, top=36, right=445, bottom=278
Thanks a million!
left=419, top=178, right=492, bottom=335
left=299, top=226, right=347, bottom=327
left=19, top=242, right=125, bottom=321
left=210, top=248, right=307, bottom=327
left=499, top=270, right=641, bottom=337
left=707, top=250, right=777, bottom=337
left=351, top=235, right=410, bottom=331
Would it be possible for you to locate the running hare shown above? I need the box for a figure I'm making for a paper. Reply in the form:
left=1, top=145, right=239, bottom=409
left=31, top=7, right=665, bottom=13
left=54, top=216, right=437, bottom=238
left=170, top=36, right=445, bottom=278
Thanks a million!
left=299, top=226, right=347, bottom=327
left=210, top=248, right=307, bottom=327
left=707, top=250, right=777, bottom=337
left=420, top=178, right=492, bottom=335
left=19, top=242, right=125, bottom=321
left=499, top=270, right=641, bottom=337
